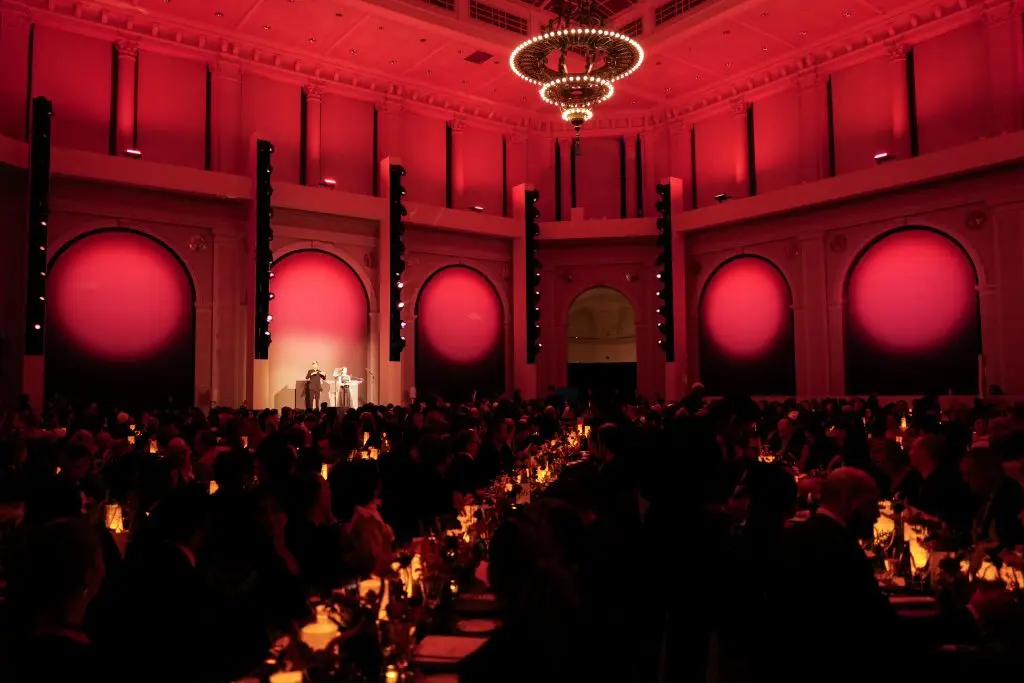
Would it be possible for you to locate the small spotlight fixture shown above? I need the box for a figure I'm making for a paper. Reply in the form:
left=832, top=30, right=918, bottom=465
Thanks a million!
left=874, top=151, right=892, bottom=164
left=713, top=193, right=730, bottom=203
left=123, top=148, right=143, bottom=159
left=319, top=178, right=337, bottom=188
left=468, top=205, right=484, bottom=213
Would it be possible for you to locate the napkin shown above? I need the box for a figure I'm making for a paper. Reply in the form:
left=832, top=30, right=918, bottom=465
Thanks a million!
left=414, top=635, right=486, bottom=663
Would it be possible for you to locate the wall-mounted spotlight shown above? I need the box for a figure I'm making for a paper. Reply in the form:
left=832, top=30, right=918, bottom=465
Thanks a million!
left=468, top=205, right=484, bottom=213
left=123, top=148, right=143, bottom=159
left=319, top=177, right=337, bottom=188
left=874, top=152, right=893, bottom=164
left=713, top=193, right=730, bottom=203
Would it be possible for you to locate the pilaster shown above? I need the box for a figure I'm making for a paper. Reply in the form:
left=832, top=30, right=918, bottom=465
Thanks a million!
left=115, top=39, right=139, bottom=152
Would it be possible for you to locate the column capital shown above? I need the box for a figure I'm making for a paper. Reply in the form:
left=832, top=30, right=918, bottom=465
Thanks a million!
left=507, top=131, right=527, bottom=145
left=1, top=7, right=32, bottom=37
left=730, top=99, right=748, bottom=117
left=211, top=58, right=242, bottom=81
left=668, top=120, right=689, bottom=138
left=796, top=67, right=822, bottom=90
left=379, top=96, right=403, bottom=116
left=303, top=81, right=325, bottom=101
left=116, top=38, right=140, bottom=59
left=885, top=41, right=908, bottom=62
left=450, top=115, right=467, bottom=133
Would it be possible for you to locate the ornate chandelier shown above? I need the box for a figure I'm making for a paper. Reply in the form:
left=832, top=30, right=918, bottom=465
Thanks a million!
left=510, top=0, right=643, bottom=143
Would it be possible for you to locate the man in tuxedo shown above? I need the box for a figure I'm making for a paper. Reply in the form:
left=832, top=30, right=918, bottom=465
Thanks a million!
left=305, top=361, right=326, bottom=411
left=766, top=468, right=981, bottom=683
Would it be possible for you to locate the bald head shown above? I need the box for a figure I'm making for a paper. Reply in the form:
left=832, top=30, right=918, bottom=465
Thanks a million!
left=819, top=467, right=881, bottom=540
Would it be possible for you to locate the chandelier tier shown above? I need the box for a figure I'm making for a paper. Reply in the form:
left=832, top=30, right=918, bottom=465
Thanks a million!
left=510, top=0, right=643, bottom=141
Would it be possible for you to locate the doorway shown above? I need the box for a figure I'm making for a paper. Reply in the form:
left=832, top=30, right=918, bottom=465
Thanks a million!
left=566, top=286, right=637, bottom=398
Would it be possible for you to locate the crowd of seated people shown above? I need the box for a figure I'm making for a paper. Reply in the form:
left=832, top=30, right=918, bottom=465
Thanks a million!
left=0, top=390, right=1021, bottom=682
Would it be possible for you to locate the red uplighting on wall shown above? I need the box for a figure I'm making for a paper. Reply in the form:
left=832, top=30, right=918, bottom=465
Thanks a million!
left=268, top=250, right=368, bottom=407
left=847, top=229, right=976, bottom=353
left=47, top=230, right=192, bottom=361
left=701, top=256, right=790, bottom=361
left=417, top=266, right=501, bottom=364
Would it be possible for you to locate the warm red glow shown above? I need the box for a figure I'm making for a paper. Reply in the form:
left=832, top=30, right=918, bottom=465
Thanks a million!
left=269, top=251, right=368, bottom=407
left=701, top=257, right=789, bottom=360
left=418, top=267, right=501, bottom=364
left=47, top=231, right=192, bottom=361
left=848, top=229, right=976, bottom=353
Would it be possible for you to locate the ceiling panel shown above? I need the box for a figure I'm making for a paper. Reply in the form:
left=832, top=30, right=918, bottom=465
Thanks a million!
left=136, top=0, right=263, bottom=29
left=331, top=20, right=442, bottom=70
left=667, top=20, right=791, bottom=75
left=235, top=0, right=371, bottom=51
left=733, top=1, right=879, bottom=47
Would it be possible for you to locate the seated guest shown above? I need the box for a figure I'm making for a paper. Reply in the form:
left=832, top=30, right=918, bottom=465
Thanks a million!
left=447, top=428, right=482, bottom=500
left=768, top=417, right=805, bottom=461
left=286, top=471, right=349, bottom=591
left=962, top=446, right=1024, bottom=550
left=339, top=460, right=394, bottom=577
left=766, top=468, right=982, bottom=683
left=907, top=434, right=972, bottom=528
left=871, top=437, right=923, bottom=501
left=460, top=510, right=591, bottom=683
left=6, top=518, right=105, bottom=682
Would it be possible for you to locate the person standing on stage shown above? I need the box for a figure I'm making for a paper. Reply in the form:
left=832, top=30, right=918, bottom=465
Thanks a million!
left=336, top=366, right=352, bottom=409
left=305, top=361, right=326, bottom=411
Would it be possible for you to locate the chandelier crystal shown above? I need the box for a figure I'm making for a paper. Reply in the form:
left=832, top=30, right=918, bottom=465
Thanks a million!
left=510, top=0, right=643, bottom=143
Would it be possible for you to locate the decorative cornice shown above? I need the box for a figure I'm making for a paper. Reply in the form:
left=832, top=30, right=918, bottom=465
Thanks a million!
left=211, top=58, right=242, bottom=82
left=13, top=0, right=529, bottom=134
left=982, top=0, right=1022, bottom=23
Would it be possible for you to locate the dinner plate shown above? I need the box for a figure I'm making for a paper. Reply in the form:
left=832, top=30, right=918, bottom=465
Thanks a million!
left=457, top=618, right=500, bottom=634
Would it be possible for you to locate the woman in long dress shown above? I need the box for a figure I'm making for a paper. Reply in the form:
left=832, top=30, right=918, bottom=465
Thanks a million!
left=335, top=367, right=352, bottom=409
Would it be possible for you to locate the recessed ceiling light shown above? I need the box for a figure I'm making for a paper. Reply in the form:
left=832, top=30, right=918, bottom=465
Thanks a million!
left=655, top=60, right=662, bottom=66
left=722, top=29, right=731, bottom=35
left=263, top=24, right=271, bottom=30
left=724, top=61, right=731, bottom=68
left=378, top=25, right=384, bottom=31
left=214, top=10, right=223, bottom=17
left=308, top=37, right=316, bottom=43
left=695, top=73, right=701, bottom=80
left=335, top=12, right=343, bottom=17
left=841, top=10, right=852, bottom=18
left=664, top=87, right=672, bottom=95
left=631, top=99, right=637, bottom=104
left=520, top=97, right=526, bottom=102
left=420, top=38, right=427, bottom=43
left=389, top=59, right=397, bottom=65
left=462, top=79, right=468, bottom=85
left=799, top=30, right=808, bottom=37
left=760, top=10, right=768, bottom=17
left=426, top=69, right=432, bottom=74
left=762, top=44, right=769, bottom=52
left=350, top=48, right=357, bottom=54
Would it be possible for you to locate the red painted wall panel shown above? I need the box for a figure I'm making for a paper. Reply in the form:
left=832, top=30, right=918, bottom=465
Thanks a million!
left=242, top=74, right=301, bottom=184
left=753, top=88, right=801, bottom=193
left=137, top=50, right=207, bottom=170
left=403, top=113, right=446, bottom=207
left=694, top=109, right=746, bottom=206
left=575, top=136, right=622, bottom=219
left=831, top=55, right=891, bottom=174
left=321, top=93, right=374, bottom=195
left=31, top=27, right=111, bottom=154
left=462, top=126, right=503, bottom=215
left=915, top=22, right=992, bottom=154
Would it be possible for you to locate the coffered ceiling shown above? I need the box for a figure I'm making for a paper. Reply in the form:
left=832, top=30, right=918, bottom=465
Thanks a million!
left=12, top=0, right=983, bottom=128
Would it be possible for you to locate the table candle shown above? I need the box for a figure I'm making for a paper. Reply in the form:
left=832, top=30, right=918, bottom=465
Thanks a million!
left=269, top=672, right=303, bottom=683
left=384, top=665, right=400, bottom=683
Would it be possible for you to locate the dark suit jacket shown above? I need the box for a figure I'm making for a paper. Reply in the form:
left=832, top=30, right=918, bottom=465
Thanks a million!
left=767, top=514, right=976, bottom=683
left=305, top=370, right=326, bottom=393
left=973, top=477, right=1024, bottom=548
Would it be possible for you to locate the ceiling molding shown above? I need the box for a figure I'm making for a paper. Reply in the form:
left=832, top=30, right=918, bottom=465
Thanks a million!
left=662, top=0, right=985, bottom=125
left=11, top=0, right=535, bottom=132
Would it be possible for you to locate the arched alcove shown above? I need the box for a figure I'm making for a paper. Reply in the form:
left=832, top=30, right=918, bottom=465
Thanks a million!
left=844, top=227, right=981, bottom=395
left=45, top=228, right=196, bottom=408
left=268, top=249, right=370, bottom=409
left=415, top=265, right=505, bottom=401
left=566, top=286, right=638, bottom=395
left=698, top=255, right=796, bottom=395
